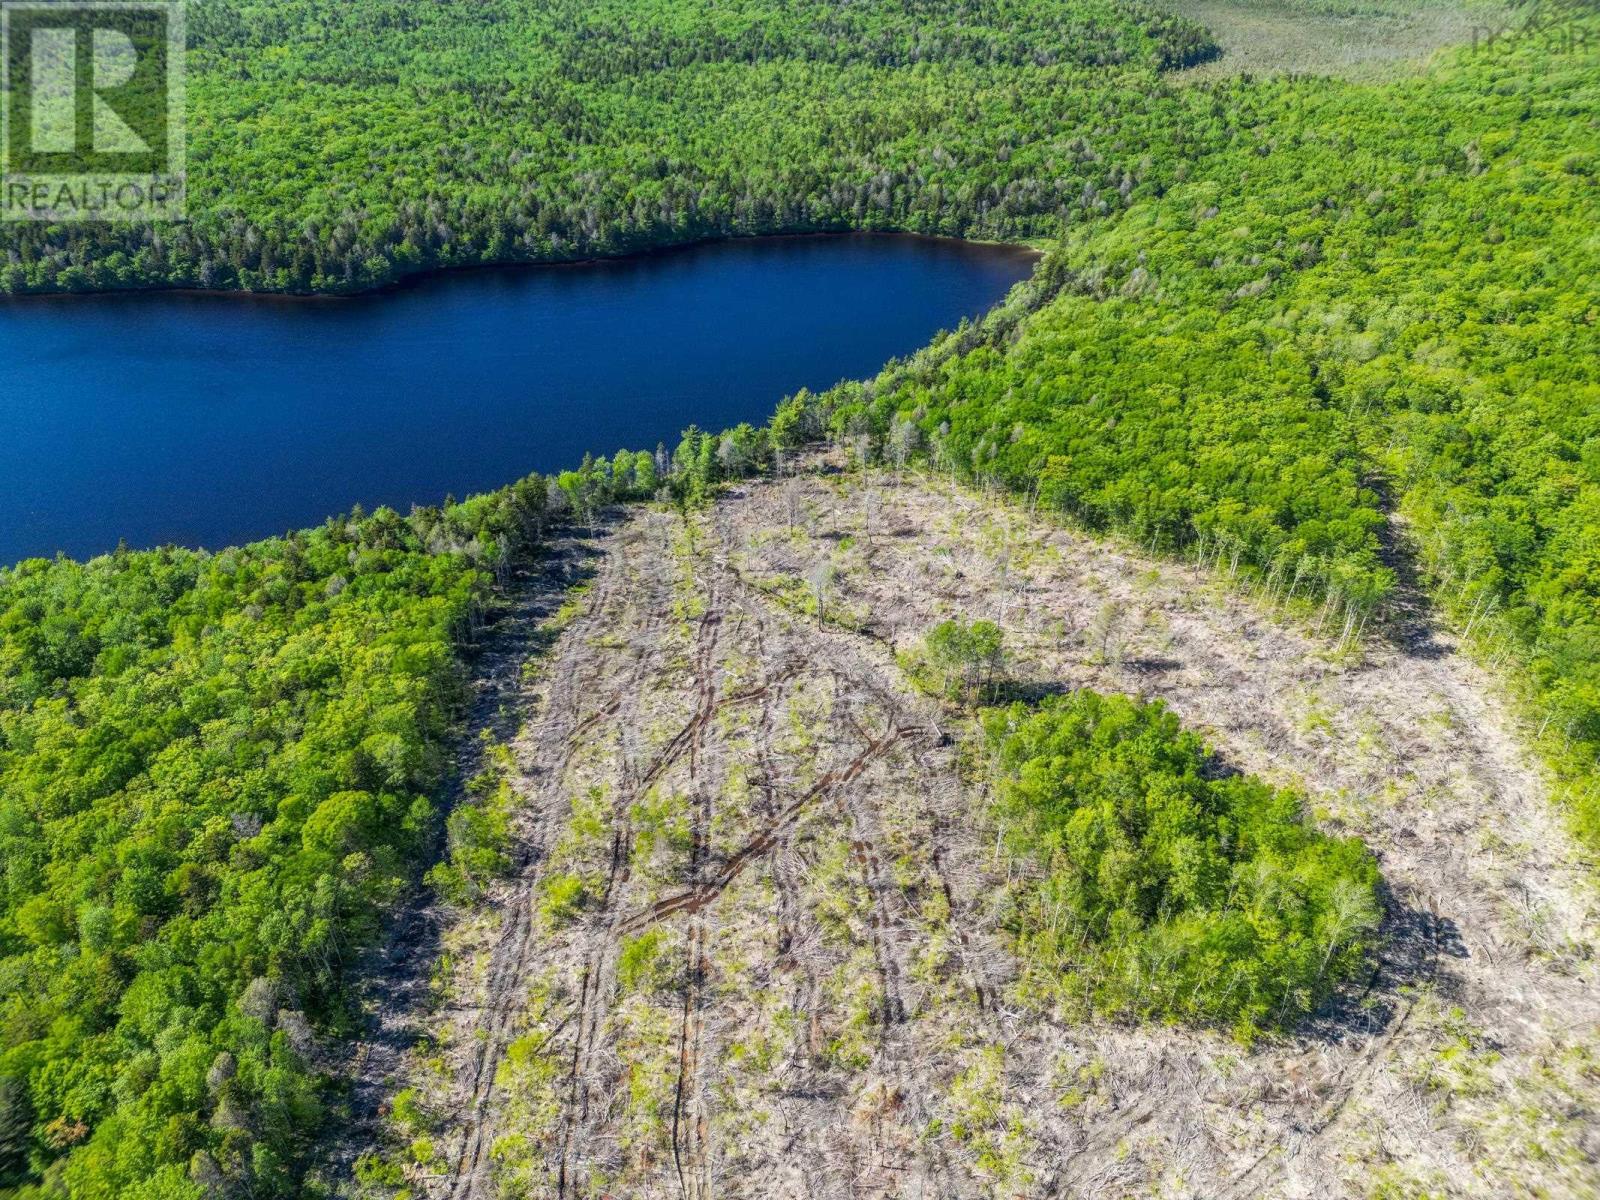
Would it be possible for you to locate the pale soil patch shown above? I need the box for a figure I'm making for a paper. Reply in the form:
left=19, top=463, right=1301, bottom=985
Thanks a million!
left=372, top=465, right=1597, bottom=1200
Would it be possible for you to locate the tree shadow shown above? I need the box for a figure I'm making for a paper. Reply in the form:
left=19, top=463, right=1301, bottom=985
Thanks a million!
left=988, top=678, right=1077, bottom=705
left=1121, top=655, right=1183, bottom=675
left=1366, top=477, right=1450, bottom=661
left=463, top=520, right=609, bottom=699
left=1297, top=880, right=1464, bottom=1047
left=985, top=659, right=1181, bottom=706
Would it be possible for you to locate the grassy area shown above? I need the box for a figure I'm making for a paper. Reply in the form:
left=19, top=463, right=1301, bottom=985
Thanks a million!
left=1163, top=0, right=1511, bottom=80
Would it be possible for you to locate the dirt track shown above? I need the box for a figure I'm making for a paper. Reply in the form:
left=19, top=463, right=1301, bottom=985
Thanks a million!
left=367, top=465, right=1598, bottom=1200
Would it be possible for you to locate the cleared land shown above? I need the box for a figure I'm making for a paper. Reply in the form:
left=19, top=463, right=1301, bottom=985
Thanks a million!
left=1163, top=0, right=1515, bottom=79
left=361, top=463, right=1598, bottom=1199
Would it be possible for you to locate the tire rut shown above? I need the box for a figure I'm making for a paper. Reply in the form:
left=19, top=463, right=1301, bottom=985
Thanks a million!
left=614, top=723, right=929, bottom=938
left=446, top=530, right=644, bottom=1200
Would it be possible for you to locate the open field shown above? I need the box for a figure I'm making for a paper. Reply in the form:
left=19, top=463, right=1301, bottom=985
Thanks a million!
left=1163, top=0, right=1515, bottom=79
left=356, top=462, right=1598, bottom=1199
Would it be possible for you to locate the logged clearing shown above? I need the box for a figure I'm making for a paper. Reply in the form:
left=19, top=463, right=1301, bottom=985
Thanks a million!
left=1163, top=0, right=1513, bottom=80
left=369, top=463, right=1598, bottom=1200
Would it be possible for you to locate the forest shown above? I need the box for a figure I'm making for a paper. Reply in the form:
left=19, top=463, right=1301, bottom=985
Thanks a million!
left=2, top=0, right=1598, bottom=1197
left=0, top=482, right=552, bottom=1197
left=824, top=10, right=1600, bottom=856
left=0, top=0, right=1216, bottom=294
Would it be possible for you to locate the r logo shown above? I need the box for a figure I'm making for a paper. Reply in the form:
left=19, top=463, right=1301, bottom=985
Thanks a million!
left=5, top=3, right=169, bottom=172
left=1, top=1, right=184, bottom=220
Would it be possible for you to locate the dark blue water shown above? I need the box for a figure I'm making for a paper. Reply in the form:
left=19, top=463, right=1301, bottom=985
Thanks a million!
left=0, top=234, right=1034, bottom=565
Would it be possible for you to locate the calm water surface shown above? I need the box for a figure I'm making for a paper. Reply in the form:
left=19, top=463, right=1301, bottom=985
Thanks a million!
left=0, top=235, right=1034, bottom=564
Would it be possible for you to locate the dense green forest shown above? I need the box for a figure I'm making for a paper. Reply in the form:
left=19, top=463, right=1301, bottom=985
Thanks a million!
left=0, top=447, right=685, bottom=1196
left=3, top=0, right=1599, bottom=1196
left=984, top=692, right=1380, bottom=1040
left=0, top=0, right=1216, bottom=293
left=831, top=16, right=1600, bottom=852
left=0, top=484, right=554, bottom=1197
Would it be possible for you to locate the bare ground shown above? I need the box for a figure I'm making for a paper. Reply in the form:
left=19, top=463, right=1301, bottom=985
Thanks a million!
left=317, top=529, right=610, bottom=1194
left=364, top=464, right=1598, bottom=1200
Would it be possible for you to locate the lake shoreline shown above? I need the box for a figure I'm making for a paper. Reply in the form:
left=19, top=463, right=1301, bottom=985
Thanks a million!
left=1, top=233, right=1036, bottom=563
left=0, top=230, right=1043, bottom=306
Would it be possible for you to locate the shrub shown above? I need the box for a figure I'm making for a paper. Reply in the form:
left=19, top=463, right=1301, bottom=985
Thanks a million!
left=617, top=930, right=676, bottom=995
left=917, top=618, right=1007, bottom=703
left=539, top=874, right=590, bottom=924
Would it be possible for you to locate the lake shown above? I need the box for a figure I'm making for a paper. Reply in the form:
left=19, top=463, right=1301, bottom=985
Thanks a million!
left=0, top=234, right=1036, bottom=565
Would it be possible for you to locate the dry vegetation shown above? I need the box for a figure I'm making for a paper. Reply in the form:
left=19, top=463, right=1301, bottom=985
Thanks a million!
left=1161, top=0, right=1514, bottom=79
left=358, top=460, right=1598, bottom=1200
